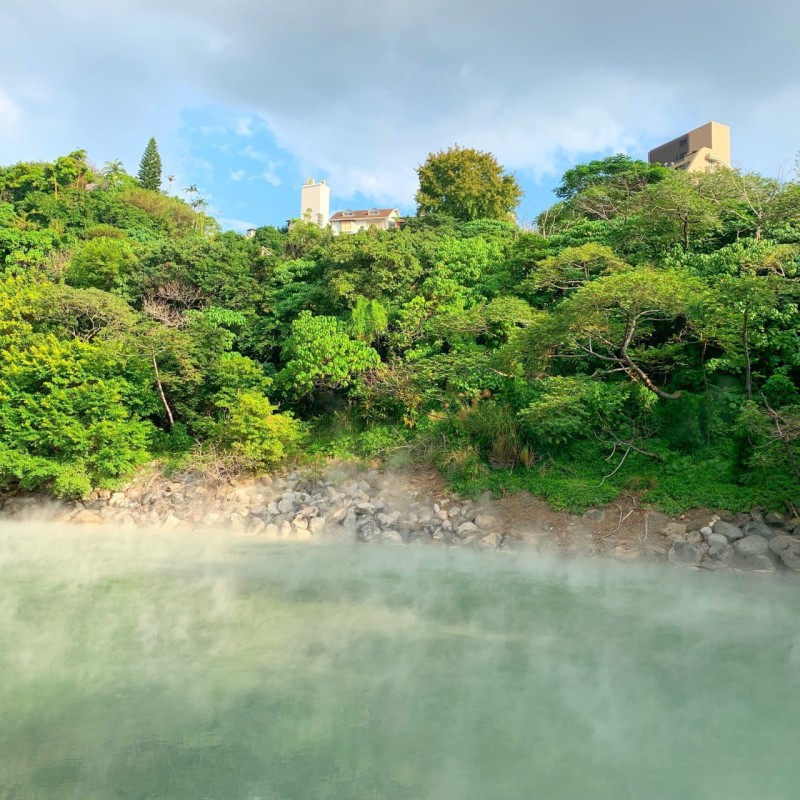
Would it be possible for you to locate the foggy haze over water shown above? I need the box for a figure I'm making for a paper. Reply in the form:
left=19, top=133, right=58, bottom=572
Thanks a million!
left=1, top=523, right=799, bottom=799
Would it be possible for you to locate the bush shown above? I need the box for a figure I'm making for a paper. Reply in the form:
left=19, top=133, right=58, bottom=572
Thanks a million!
left=214, top=390, right=303, bottom=469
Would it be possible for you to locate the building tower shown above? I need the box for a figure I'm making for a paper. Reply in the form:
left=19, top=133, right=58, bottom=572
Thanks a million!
left=648, top=121, right=730, bottom=172
left=300, top=178, right=330, bottom=228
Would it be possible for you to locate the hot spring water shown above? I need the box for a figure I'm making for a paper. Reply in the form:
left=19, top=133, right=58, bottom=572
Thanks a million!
left=1, top=523, right=798, bottom=799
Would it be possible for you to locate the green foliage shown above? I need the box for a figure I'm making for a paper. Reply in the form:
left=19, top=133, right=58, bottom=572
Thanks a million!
left=278, top=311, right=381, bottom=398
left=213, top=390, right=303, bottom=469
left=137, top=137, right=162, bottom=192
left=1, top=145, right=799, bottom=512
left=416, top=146, right=522, bottom=222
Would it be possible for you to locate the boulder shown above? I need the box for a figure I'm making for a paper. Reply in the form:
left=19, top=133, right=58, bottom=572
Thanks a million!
left=708, top=540, right=735, bottom=565
left=668, top=541, right=703, bottom=566
left=764, top=511, right=786, bottom=528
left=743, top=520, right=777, bottom=540
left=381, top=530, right=404, bottom=544
left=478, top=531, right=503, bottom=550
left=277, top=498, right=295, bottom=514
left=712, top=520, right=744, bottom=542
left=474, top=514, right=496, bottom=530
left=686, top=518, right=708, bottom=533
left=584, top=509, right=606, bottom=522
left=736, top=554, right=777, bottom=574
left=456, top=521, right=479, bottom=537
left=769, top=535, right=800, bottom=571
left=661, top=522, right=687, bottom=539
left=734, top=535, right=770, bottom=557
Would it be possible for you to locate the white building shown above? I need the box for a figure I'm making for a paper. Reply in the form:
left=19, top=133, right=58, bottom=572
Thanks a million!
left=329, top=208, right=401, bottom=235
left=300, top=178, right=330, bottom=228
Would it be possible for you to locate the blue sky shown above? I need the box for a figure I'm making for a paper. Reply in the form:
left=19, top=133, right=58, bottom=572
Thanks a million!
left=2, top=1, right=799, bottom=233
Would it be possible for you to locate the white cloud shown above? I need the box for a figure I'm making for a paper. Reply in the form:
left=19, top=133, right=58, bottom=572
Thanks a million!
left=262, top=169, right=281, bottom=187
left=217, top=216, right=256, bottom=233
left=229, top=169, right=246, bottom=181
left=235, top=116, right=254, bottom=137
left=1, top=1, right=799, bottom=203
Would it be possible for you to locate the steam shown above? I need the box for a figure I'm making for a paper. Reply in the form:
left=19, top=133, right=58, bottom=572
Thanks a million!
left=1, top=521, right=798, bottom=799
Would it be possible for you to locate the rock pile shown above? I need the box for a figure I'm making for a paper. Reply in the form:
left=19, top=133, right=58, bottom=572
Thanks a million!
left=664, top=511, right=800, bottom=574
left=0, top=468, right=508, bottom=551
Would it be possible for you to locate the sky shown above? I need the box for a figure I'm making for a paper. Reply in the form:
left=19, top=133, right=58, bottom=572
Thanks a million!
left=1, top=0, right=799, bottom=232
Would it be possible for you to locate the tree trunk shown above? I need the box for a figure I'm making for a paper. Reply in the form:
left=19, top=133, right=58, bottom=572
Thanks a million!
left=743, top=304, right=752, bottom=401
left=152, top=355, right=174, bottom=428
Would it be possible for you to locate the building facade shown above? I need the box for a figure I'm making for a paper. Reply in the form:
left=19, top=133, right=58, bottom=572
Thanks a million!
left=300, top=178, right=330, bottom=228
left=648, top=121, right=730, bottom=172
left=329, top=208, right=401, bottom=235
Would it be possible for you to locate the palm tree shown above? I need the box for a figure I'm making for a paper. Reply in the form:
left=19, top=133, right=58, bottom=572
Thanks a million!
left=183, top=184, right=198, bottom=205
left=166, top=174, right=176, bottom=194
left=102, top=159, right=125, bottom=188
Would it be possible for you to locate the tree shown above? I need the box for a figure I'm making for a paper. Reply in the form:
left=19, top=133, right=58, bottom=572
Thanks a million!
left=137, top=137, right=162, bottom=191
left=415, top=146, right=522, bottom=222
left=554, top=154, right=667, bottom=202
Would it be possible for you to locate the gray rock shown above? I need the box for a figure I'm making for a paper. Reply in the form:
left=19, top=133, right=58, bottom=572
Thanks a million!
left=734, top=535, right=770, bottom=557
left=669, top=541, right=703, bottom=565
left=743, top=520, right=777, bottom=540
left=712, top=520, right=745, bottom=542
left=707, top=532, right=729, bottom=547
left=478, top=531, right=503, bottom=550
left=708, top=540, right=735, bottom=564
left=686, top=530, right=704, bottom=545
left=785, top=517, right=800, bottom=534
left=769, top=535, right=800, bottom=571
left=584, top=509, right=606, bottom=522
left=277, top=498, right=294, bottom=514
left=474, top=514, right=496, bottom=530
left=356, top=515, right=381, bottom=542
left=737, top=554, right=777, bottom=574
left=686, top=518, right=708, bottom=533
left=700, top=526, right=715, bottom=542
left=381, top=530, right=404, bottom=544
left=765, top=511, right=786, bottom=528
left=456, top=521, right=479, bottom=537
left=264, top=523, right=279, bottom=538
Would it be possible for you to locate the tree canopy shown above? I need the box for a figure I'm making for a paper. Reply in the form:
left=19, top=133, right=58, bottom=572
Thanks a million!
left=415, top=146, right=522, bottom=222
left=0, top=145, right=798, bottom=513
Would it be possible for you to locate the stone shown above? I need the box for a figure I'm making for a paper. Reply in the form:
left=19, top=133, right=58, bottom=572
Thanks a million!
left=456, top=521, right=479, bottom=537
left=786, top=517, right=800, bottom=534
left=732, top=512, right=751, bottom=527
left=298, top=505, right=318, bottom=517
left=292, top=517, right=309, bottom=531
left=686, top=530, right=704, bottom=545
left=162, top=514, right=182, bottom=529
left=71, top=509, right=103, bottom=524
left=107, top=491, right=127, bottom=508
left=736, top=555, right=777, bottom=574
left=478, top=531, right=503, bottom=550
left=743, top=520, right=777, bottom=540
left=474, top=514, right=496, bottom=530
left=356, top=515, right=381, bottom=542
left=708, top=540, right=735, bottom=564
left=584, top=509, right=605, bottom=522
left=309, top=517, right=326, bottom=534
left=246, top=518, right=266, bottom=536
left=700, top=526, right=715, bottom=541
left=685, top=518, right=708, bottom=533
left=267, top=502, right=279, bottom=515
left=264, top=523, right=280, bottom=538
left=712, top=521, right=745, bottom=542
left=765, top=511, right=786, bottom=528
left=734, top=535, right=770, bottom=557
left=769, top=535, right=800, bottom=571
left=381, top=530, right=404, bottom=544
left=277, top=498, right=295, bottom=514
left=96, top=489, right=112, bottom=501
left=668, top=541, right=703, bottom=566
left=706, top=532, right=729, bottom=547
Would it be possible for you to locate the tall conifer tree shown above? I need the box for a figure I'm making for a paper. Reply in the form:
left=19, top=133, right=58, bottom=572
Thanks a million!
left=137, top=137, right=162, bottom=191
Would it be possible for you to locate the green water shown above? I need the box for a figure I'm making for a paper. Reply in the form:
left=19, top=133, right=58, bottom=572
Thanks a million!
left=1, top=525, right=799, bottom=800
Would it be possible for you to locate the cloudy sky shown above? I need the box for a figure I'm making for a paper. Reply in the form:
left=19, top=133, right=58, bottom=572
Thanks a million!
left=2, top=1, right=799, bottom=231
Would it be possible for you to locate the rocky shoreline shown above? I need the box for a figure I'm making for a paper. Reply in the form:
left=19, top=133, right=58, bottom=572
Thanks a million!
left=1, top=464, right=799, bottom=574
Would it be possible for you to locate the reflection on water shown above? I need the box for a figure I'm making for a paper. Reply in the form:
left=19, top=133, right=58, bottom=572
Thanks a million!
left=1, top=523, right=799, bottom=800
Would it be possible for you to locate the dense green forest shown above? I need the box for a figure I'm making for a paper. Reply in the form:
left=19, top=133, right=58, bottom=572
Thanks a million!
left=1, top=145, right=799, bottom=512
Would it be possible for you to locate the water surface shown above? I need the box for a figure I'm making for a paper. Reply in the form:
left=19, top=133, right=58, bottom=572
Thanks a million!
left=1, top=524, right=798, bottom=799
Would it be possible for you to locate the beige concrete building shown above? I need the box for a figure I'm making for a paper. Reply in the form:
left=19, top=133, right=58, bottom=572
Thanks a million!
left=329, top=208, right=402, bottom=235
left=648, top=121, right=730, bottom=172
left=300, top=178, right=330, bottom=227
